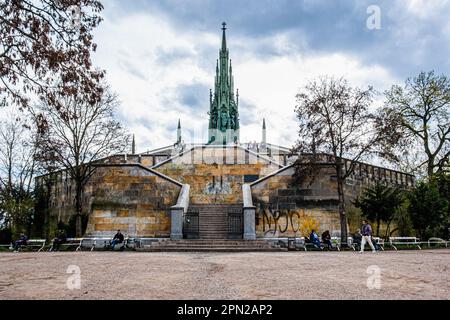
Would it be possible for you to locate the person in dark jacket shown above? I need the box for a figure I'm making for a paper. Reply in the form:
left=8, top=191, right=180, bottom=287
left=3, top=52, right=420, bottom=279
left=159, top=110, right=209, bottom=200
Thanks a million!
left=321, top=230, right=333, bottom=250
left=12, top=233, right=28, bottom=252
left=111, top=230, right=124, bottom=250
left=359, top=220, right=376, bottom=253
left=50, top=229, right=67, bottom=252
left=310, top=230, right=323, bottom=249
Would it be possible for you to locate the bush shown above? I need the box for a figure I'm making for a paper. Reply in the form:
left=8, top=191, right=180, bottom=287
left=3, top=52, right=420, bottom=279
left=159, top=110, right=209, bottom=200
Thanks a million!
left=408, top=180, right=448, bottom=239
left=392, top=204, right=414, bottom=237
left=299, top=216, right=320, bottom=237
left=346, top=205, right=363, bottom=234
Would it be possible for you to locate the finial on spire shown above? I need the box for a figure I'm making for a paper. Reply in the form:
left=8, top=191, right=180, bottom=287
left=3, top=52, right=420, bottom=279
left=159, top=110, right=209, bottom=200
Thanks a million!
left=262, top=118, right=267, bottom=145
left=221, top=22, right=227, bottom=51
left=177, top=119, right=182, bottom=143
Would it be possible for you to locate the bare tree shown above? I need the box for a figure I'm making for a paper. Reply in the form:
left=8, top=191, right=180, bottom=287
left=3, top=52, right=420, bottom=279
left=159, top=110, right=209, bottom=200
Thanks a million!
left=0, top=0, right=105, bottom=109
left=291, top=77, right=398, bottom=244
left=385, top=71, right=450, bottom=177
left=34, top=89, right=129, bottom=236
left=0, top=108, right=39, bottom=232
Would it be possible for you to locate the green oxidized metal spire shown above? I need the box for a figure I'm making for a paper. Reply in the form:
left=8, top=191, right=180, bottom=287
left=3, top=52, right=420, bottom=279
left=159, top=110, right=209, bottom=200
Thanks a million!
left=208, top=22, right=240, bottom=144
left=221, top=22, right=227, bottom=51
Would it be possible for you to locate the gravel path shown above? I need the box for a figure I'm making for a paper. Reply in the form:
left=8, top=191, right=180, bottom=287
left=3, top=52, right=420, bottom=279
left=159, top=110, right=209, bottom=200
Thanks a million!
left=0, top=250, right=449, bottom=300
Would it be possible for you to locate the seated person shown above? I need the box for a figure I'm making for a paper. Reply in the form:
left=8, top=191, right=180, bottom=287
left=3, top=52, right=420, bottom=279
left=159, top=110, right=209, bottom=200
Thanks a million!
left=110, top=230, right=124, bottom=250
left=309, top=230, right=323, bottom=249
left=321, top=230, right=333, bottom=250
left=12, top=233, right=28, bottom=252
left=51, top=230, right=67, bottom=252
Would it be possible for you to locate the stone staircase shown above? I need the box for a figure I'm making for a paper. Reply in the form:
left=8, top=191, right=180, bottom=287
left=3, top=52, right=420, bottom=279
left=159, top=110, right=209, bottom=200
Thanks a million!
left=194, top=204, right=241, bottom=240
left=138, top=239, right=287, bottom=252
left=136, top=203, right=287, bottom=252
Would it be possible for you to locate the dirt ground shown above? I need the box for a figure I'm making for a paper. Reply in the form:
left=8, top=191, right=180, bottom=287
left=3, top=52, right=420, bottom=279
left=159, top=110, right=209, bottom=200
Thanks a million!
left=0, top=249, right=449, bottom=300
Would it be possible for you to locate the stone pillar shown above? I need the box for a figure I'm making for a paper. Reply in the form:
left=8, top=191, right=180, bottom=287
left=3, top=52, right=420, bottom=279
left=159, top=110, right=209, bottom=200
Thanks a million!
left=243, top=206, right=256, bottom=240
left=170, top=207, right=184, bottom=240
left=170, top=184, right=190, bottom=240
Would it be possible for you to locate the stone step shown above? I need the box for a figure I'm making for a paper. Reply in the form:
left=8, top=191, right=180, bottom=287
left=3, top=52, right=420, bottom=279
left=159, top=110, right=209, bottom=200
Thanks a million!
left=188, top=203, right=245, bottom=240
left=138, top=239, right=286, bottom=252
left=138, top=247, right=286, bottom=252
left=165, top=241, right=270, bottom=245
left=199, top=216, right=227, bottom=218
left=191, top=205, right=242, bottom=207
left=151, top=243, right=274, bottom=248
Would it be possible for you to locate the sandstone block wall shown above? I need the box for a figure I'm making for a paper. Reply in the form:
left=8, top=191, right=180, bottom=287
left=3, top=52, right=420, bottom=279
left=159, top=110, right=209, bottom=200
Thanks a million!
left=252, top=167, right=342, bottom=237
left=156, top=146, right=281, bottom=204
left=84, top=165, right=181, bottom=238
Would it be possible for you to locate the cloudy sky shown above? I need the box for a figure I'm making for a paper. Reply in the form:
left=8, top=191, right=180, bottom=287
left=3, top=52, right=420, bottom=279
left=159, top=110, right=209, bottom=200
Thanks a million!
left=91, top=0, right=450, bottom=153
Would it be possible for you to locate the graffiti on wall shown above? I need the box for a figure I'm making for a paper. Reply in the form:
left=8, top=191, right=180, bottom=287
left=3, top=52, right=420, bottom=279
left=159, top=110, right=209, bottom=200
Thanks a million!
left=259, top=203, right=320, bottom=237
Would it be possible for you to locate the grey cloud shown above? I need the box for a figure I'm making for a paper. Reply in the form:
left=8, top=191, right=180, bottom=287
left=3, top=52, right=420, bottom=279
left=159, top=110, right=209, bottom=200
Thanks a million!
left=106, top=0, right=450, bottom=79
left=154, top=46, right=195, bottom=65
left=174, top=82, right=210, bottom=112
left=239, top=100, right=260, bottom=126
left=118, top=58, right=147, bottom=81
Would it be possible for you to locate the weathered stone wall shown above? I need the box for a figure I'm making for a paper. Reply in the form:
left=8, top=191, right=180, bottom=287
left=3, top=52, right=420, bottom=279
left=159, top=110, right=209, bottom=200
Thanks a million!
left=83, top=165, right=181, bottom=238
left=156, top=146, right=281, bottom=204
left=252, top=166, right=342, bottom=237
left=98, top=154, right=173, bottom=168
left=252, top=163, right=414, bottom=238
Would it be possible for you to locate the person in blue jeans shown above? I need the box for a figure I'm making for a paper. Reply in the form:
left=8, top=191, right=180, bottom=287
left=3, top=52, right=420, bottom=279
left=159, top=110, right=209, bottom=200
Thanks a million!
left=110, top=230, right=124, bottom=250
left=321, top=230, right=333, bottom=250
left=12, top=233, right=28, bottom=252
left=310, top=230, right=323, bottom=249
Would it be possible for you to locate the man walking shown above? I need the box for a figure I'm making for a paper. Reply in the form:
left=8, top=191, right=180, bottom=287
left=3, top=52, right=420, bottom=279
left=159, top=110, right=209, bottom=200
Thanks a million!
left=359, top=220, right=376, bottom=253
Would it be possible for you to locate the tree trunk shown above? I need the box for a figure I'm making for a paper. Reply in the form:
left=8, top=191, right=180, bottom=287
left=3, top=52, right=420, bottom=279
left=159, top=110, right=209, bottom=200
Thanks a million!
left=75, top=181, right=83, bottom=237
left=385, top=219, right=392, bottom=239
left=427, top=159, right=435, bottom=178
left=376, top=217, right=381, bottom=237
left=336, top=174, right=348, bottom=245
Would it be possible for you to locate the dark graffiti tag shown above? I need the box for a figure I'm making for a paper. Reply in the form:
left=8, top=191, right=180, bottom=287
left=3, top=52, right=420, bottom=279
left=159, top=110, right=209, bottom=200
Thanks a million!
left=260, top=205, right=304, bottom=236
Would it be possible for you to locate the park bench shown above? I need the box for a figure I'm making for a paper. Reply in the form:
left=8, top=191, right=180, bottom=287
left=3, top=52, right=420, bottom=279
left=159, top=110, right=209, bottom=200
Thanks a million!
left=372, top=237, right=385, bottom=251
left=389, top=237, right=421, bottom=250
left=330, top=236, right=342, bottom=251
left=49, top=238, right=84, bottom=252
left=83, top=237, right=135, bottom=251
left=294, top=237, right=339, bottom=251
left=350, top=237, right=384, bottom=251
left=0, top=243, right=12, bottom=251
left=79, top=237, right=119, bottom=251
left=427, top=237, right=448, bottom=248
left=15, top=239, right=46, bottom=252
